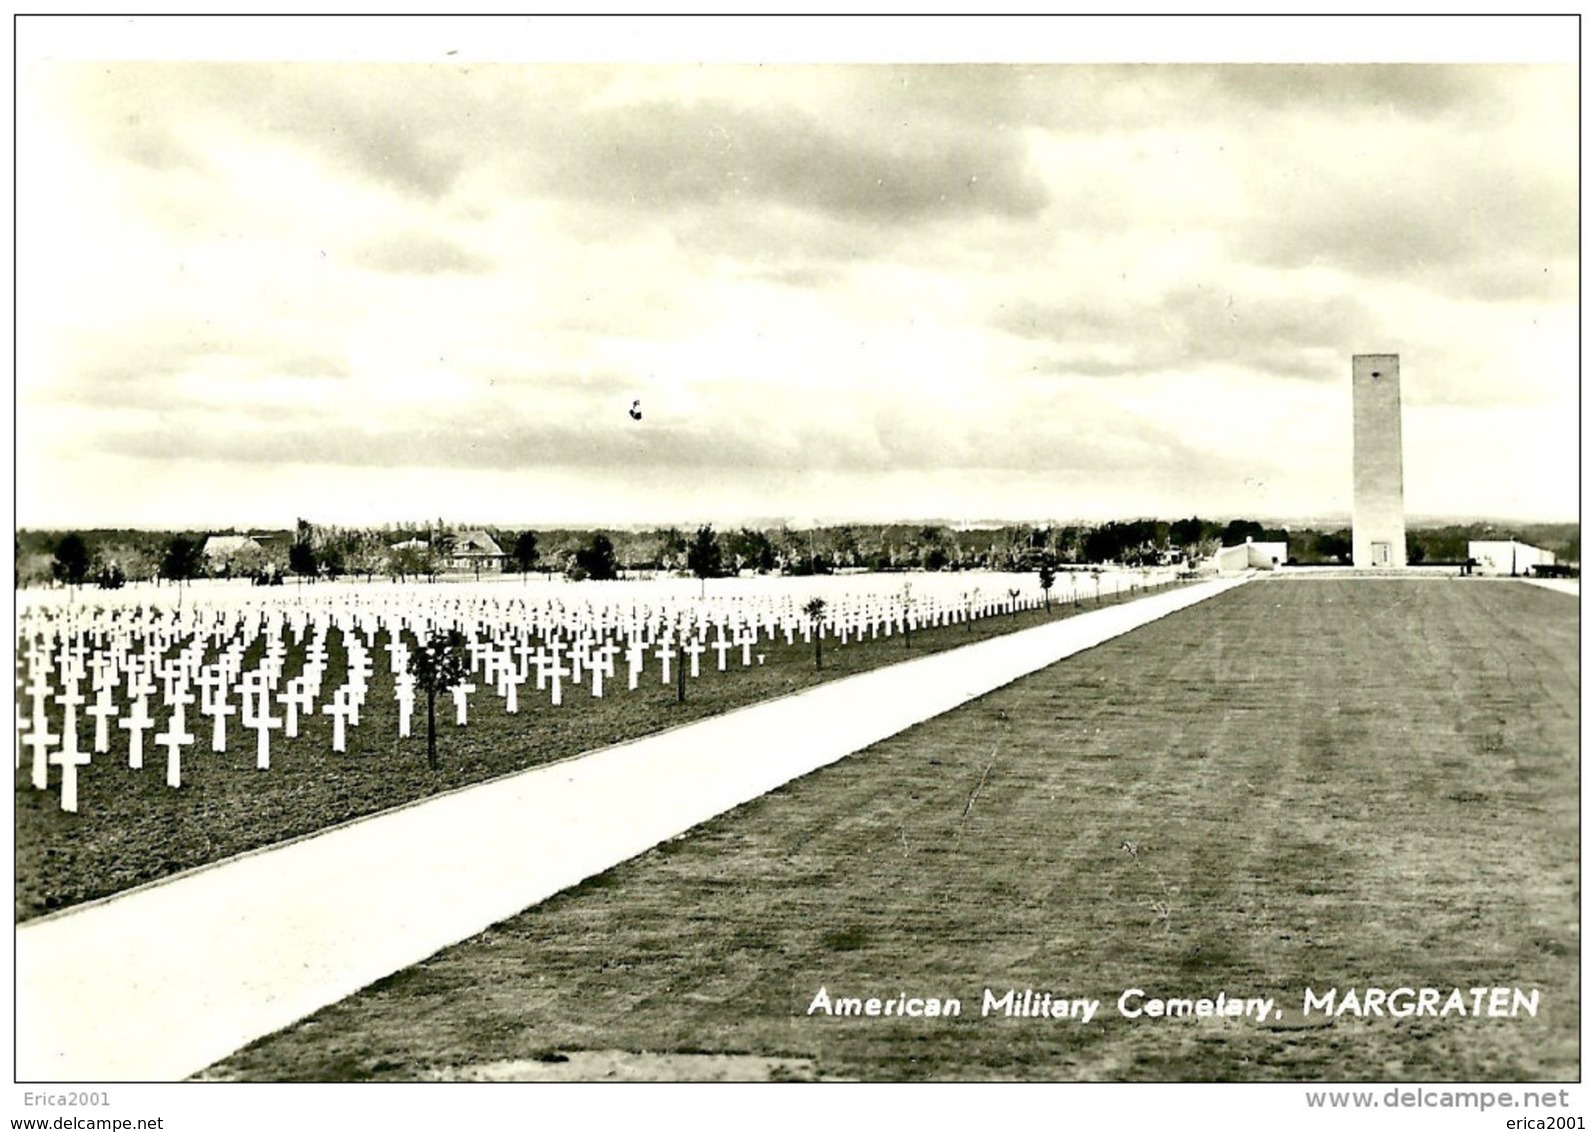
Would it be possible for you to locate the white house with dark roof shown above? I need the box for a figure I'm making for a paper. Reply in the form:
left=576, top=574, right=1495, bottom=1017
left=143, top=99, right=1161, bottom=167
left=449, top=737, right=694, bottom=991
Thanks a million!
left=449, top=530, right=508, bottom=573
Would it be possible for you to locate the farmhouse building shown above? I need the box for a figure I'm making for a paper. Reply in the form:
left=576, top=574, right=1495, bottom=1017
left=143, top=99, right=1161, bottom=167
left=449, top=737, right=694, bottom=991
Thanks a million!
left=1467, top=540, right=1556, bottom=576
left=449, top=530, right=508, bottom=573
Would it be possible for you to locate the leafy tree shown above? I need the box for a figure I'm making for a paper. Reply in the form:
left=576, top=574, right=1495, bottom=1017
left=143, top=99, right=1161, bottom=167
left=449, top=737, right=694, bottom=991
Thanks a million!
left=320, top=541, right=347, bottom=578
left=1221, top=518, right=1267, bottom=546
left=105, top=544, right=155, bottom=584
left=51, top=533, right=91, bottom=587
left=288, top=540, right=318, bottom=581
left=512, top=531, right=540, bottom=574
left=160, top=536, right=205, bottom=584
left=833, top=525, right=860, bottom=569
left=1038, top=561, right=1057, bottom=611
left=723, top=527, right=775, bottom=573
left=407, top=628, right=472, bottom=770
left=575, top=533, right=619, bottom=581
left=1082, top=523, right=1125, bottom=565
left=660, top=527, right=689, bottom=571
left=342, top=532, right=382, bottom=582
left=221, top=540, right=267, bottom=579
left=387, top=544, right=429, bottom=583
left=1311, top=530, right=1353, bottom=564
left=804, top=596, right=827, bottom=671
left=687, top=525, right=723, bottom=596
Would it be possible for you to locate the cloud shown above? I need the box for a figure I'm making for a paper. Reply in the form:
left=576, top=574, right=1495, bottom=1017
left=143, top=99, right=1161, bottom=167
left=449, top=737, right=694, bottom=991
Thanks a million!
left=199, top=64, right=470, bottom=199
left=351, top=229, right=493, bottom=274
left=1239, top=160, right=1576, bottom=300
left=1220, top=71, right=1576, bottom=301
left=34, top=327, right=354, bottom=413
left=526, top=96, right=1048, bottom=226
left=33, top=65, right=209, bottom=172
left=997, top=284, right=1384, bottom=383
left=1197, top=64, right=1515, bottom=122
left=272, top=351, right=354, bottom=379
left=17, top=60, right=1578, bottom=526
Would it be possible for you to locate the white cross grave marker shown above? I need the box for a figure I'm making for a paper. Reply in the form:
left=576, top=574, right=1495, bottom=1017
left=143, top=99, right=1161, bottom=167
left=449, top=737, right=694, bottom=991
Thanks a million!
left=23, top=715, right=58, bottom=791
left=322, top=685, right=355, bottom=753
left=682, top=637, right=706, bottom=679
left=282, top=677, right=315, bottom=739
left=545, top=641, right=568, bottom=707
left=86, top=686, right=117, bottom=754
left=119, top=696, right=154, bottom=770
left=452, top=680, right=476, bottom=726
left=394, top=673, right=416, bottom=738
left=49, top=742, right=92, bottom=812
left=244, top=678, right=282, bottom=769
left=155, top=715, right=194, bottom=789
left=55, top=677, right=86, bottom=763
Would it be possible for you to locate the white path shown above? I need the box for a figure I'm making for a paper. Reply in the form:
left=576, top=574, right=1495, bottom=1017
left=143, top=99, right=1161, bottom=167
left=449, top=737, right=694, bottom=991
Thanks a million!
left=16, top=576, right=1248, bottom=1082
left=1519, top=577, right=1579, bottom=598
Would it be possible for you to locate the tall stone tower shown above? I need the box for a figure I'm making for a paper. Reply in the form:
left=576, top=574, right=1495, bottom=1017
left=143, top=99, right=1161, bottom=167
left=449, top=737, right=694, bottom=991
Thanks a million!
left=1351, top=353, right=1406, bottom=568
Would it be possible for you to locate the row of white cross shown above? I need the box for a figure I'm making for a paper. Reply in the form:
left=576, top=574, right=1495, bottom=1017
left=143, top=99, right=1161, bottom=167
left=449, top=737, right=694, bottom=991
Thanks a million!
left=17, top=572, right=1173, bottom=813
left=17, top=563, right=1153, bottom=644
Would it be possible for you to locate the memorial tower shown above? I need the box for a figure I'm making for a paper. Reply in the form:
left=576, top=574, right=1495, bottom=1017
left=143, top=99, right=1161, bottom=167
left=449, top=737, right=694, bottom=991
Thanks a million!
left=1351, top=353, right=1406, bottom=568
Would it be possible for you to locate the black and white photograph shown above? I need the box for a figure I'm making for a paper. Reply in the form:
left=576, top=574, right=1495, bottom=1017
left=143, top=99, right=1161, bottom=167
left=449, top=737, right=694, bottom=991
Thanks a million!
left=8, top=13, right=1581, bottom=1126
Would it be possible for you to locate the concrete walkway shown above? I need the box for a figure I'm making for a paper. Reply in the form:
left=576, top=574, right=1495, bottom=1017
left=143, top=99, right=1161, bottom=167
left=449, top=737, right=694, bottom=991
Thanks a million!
left=16, top=576, right=1249, bottom=1082
left=1519, top=577, right=1579, bottom=598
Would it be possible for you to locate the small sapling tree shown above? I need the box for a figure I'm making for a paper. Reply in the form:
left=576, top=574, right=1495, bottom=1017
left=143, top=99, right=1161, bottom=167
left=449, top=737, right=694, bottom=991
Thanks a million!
left=1038, top=561, right=1056, bottom=612
left=407, top=628, right=471, bottom=770
left=804, top=596, right=827, bottom=671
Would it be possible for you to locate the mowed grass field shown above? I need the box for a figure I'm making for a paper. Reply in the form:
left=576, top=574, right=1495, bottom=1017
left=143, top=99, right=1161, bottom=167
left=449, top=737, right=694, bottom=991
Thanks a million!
left=201, top=579, right=1578, bottom=1082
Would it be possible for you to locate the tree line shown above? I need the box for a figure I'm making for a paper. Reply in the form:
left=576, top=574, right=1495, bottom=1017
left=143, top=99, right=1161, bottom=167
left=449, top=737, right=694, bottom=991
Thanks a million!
left=17, top=517, right=1581, bottom=589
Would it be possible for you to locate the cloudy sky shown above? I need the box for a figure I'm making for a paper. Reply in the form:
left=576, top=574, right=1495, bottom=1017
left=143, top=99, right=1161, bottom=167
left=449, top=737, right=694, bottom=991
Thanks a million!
left=15, top=17, right=1579, bottom=531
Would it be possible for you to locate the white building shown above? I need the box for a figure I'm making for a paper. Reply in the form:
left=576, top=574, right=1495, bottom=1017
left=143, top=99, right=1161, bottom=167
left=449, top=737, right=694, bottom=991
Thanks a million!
left=1212, top=540, right=1288, bottom=573
left=1468, top=540, right=1556, bottom=576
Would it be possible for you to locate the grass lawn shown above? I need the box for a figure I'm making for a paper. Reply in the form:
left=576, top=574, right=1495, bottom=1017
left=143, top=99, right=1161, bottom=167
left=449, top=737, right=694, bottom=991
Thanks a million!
left=15, top=579, right=1175, bottom=922
left=199, top=578, right=1578, bottom=1082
